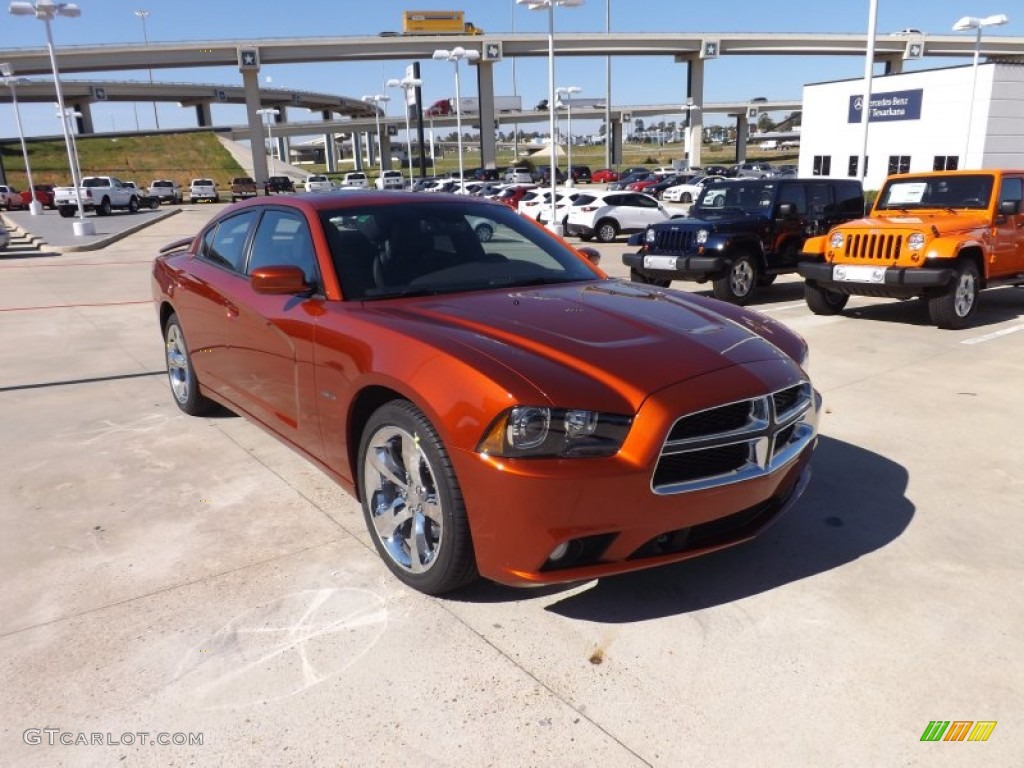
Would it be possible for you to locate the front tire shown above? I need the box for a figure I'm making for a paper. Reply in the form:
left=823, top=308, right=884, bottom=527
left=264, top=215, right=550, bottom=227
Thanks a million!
left=804, top=281, right=850, bottom=315
left=712, top=253, right=759, bottom=305
left=929, top=262, right=980, bottom=329
left=128, top=196, right=139, bottom=213
left=163, top=314, right=214, bottom=416
left=596, top=219, right=619, bottom=243
left=358, top=401, right=477, bottom=595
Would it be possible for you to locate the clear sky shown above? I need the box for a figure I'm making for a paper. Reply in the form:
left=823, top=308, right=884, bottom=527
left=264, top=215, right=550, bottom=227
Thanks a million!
left=1, top=0, right=1019, bottom=138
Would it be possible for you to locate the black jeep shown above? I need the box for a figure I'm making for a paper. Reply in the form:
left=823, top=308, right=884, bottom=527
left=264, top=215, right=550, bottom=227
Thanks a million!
left=623, top=177, right=864, bottom=304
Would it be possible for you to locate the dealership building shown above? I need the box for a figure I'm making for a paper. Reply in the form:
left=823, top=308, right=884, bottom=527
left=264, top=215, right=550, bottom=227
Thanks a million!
left=798, top=62, right=1024, bottom=190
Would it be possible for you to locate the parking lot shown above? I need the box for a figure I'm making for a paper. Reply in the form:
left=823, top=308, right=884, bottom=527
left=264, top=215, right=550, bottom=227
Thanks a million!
left=1, top=204, right=1022, bottom=766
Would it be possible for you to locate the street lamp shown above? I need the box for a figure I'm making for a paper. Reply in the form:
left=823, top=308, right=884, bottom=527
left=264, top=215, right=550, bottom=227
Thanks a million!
left=133, top=9, right=160, bottom=130
left=953, top=13, right=1009, bottom=166
left=681, top=98, right=700, bottom=169
left=9, top=0, right=93, bottom=235
left=361, top=94, right=390, bottom=173
left=256, top=107, right=280, bottom=176
left=516, top=0, right=584, bottom=234
left=0, top=63, right=42, bottom=215
left=386, top=75, right=423, bottom=186
left=556, top=85, right=581, bottom=189
left=432, top=47, right=479, bottom=191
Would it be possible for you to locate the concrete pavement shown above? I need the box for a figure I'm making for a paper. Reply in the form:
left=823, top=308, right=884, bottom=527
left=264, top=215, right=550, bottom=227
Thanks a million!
left=0, top=206, right=1021, bottom=766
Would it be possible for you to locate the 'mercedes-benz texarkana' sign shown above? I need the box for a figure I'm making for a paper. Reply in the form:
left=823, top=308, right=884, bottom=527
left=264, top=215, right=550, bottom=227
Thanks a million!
left=847, top=88, right=923, bottom=123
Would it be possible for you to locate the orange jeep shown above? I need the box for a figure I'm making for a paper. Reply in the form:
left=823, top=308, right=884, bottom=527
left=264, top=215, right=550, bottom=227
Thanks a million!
left=799, top=169, right=1024, bottom=328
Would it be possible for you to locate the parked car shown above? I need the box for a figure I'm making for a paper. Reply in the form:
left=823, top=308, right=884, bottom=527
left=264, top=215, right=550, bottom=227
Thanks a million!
left=410, top=176, right=439, bottom=192
left=304, top=174, right=334, bottom=193
left=342, top=172, right=369, bottom=189
left=591, top=168, right=619, bottom=184
left=0, top=184, right=26, bottom=211
left=473, top=168, right=502, bottom=181
left=230, top=177, right=259, bottom=201
left=264, top=176, right=295, bottom=195
left=565, top=191, right=688, bottom=242
left=662, top=174, right=725, bottom=204
left=21, top=184, right=56, bottom=209
left=532, top=166, right=567, bottom=184
left=152, top=191, right=819, bottom=594
left=625, top=177, right=865, bottom=303
left=122, top=181, right=161, bottom=210
left=148, top=179, right=183, bottom=205
left=537, top=190, right=585, bottom=226
left=189, top=178, right=219, bottom=204
left=504, top=167, right=533, bottom=184
left=608, top=171, right=654, bottom=191
left=733, top=162, right=776, bottom=178
left=494, top=184, right=535, bottom=209
left=647, top=173, right=693, bottom=199
left=374, top=170, right=405, bottom=190
left=626, top=173, right=671, bottom=193
left=569, top=165, right=592, bottom=183
left=55, top=176, right=140, bottom=216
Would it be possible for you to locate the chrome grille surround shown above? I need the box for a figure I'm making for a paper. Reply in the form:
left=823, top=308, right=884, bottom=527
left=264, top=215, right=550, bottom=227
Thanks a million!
left=653, top=382, right=817, bottom=495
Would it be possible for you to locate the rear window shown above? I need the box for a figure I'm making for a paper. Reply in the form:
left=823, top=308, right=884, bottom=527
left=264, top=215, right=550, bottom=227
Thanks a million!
left=152, top=180, right=173, bottom=188
left=347, top=173, right=366, bottom=180
left=193, top=179, right=214, bottom=187
left=573, top=195, right=598, bottom=206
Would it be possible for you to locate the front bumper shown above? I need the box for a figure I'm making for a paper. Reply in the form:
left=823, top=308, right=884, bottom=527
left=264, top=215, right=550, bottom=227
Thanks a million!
left=798, top=261, right=955, bottom=295
left=623, top=250, right=727, bottom=279
left=452, top=361, right=820, bottom=586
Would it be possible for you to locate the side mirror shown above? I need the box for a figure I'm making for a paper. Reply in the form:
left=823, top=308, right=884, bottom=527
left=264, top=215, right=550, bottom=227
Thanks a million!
left=999, top=199, right=1020, bottom=215
left=577, top=246, right=601, bottom=266
left=251, top=265, right=311, bottom=295
left=777, top=202, right=796, bottom=217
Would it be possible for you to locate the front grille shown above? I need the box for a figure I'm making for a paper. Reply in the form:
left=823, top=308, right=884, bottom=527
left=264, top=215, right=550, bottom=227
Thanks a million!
left=653, top=382, right=816, bottom=494
left=651, top=227, right=697, bottom=254
left=844, top=232, right=903, bottom=261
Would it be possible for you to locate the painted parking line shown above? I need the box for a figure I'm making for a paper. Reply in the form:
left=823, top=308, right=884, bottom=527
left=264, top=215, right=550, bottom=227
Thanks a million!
left=756, top=302, right=808, bottom=314
left=0, top=300, right=151, bottom=313
left=960, top=323, right=1024, bottom=345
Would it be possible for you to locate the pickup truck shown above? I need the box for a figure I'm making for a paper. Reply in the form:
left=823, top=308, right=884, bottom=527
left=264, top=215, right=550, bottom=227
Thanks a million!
left=148, top=179, right=182, bottom=205
left=55, top=176, right=141, bottom=218
left=799, top=169, right=1024, bottom=329
left=229, top=176, right=258, bottom=201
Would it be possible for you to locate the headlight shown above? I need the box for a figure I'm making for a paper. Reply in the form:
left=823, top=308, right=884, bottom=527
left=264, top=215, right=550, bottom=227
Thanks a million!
left=645, top=228, right=656, bottom=244
left=907, top=232, right=925, bottom=250
left=829, top=231, right=845, bottom=248
left=696, top=229, right=709, bottom=244
left=478, top=406, right=633, bottom=458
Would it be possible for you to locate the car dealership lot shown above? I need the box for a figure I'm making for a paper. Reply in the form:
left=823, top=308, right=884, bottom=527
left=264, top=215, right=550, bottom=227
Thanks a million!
left=1, top=205, right=1021, bottom=766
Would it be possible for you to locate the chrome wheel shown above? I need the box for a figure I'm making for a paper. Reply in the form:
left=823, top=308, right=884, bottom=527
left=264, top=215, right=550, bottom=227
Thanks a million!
left=730, top=259, right=755, bottom=297
left=165, top=322, right=190, bottom=405
left=363, top=425, right=444, bottom=575
left=953, top=270, right=977, bottom=317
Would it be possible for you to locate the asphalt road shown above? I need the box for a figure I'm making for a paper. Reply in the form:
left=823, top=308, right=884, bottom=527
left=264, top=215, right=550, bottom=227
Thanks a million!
left=1, top=203, right=1021, bottom=767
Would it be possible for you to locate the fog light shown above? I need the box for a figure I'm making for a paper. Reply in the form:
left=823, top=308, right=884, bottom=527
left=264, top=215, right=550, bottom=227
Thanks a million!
left=548, top=542, right=570, bottom=561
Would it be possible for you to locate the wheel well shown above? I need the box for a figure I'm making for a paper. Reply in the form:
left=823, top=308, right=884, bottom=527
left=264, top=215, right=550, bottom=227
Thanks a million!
left=955, top=246, right=985, bottom=285
left=596, top=217, right=618, bottom=231
left=158, top=301, right=175, bottom=332
left=347, top=385, right=406, bottom=500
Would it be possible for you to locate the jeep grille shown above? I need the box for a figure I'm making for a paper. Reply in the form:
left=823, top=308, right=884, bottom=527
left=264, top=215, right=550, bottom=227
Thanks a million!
left=650, top=227, right=697, bottom=253
left=842, top=232, right=904, bottom=261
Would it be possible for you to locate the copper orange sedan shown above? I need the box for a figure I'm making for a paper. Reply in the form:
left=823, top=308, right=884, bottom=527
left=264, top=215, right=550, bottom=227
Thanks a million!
left=153, top=192, right=820, bottom=594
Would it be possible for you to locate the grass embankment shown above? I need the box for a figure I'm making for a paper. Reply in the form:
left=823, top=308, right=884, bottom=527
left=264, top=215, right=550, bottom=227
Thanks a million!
left=0, top=131, right=243, bottom=189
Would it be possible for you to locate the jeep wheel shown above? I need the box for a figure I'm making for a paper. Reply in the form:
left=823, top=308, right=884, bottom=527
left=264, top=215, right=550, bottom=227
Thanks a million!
left=712, top=254, right=759, bottom=305
left=630, top=268, right=671, bottom=288
left=804, top=281, right=850, bottom=315
left=928, top=262, right=980, bottom=329
left=596, top=219, right=619, bottom=243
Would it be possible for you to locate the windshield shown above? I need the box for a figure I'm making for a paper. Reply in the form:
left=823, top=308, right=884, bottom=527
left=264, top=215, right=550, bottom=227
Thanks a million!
left=875, top=175, right=994, bottom=210
left=321, top=201, right=599, bottom=301
left=693, top=180, right=773, bottom=214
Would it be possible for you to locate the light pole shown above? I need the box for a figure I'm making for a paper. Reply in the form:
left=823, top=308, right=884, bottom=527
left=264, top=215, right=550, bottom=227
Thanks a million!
left=133, top=9, right=159, bottom=129
left=256, top=107, right=280, bottom=176
left=361, top=94, right=390, bottom=173
left=432, top=47, right=479, bottom=191
left=0, top=63, right=42, bottom=215
left=681, top=98, right=700, bottom=169
left=556, top=85, right=581, bottom=189
left=953, top=13, right=1009, bottom=166
left=9, top=0, right=93, bottom=235
left=516, top=0, right=584, bottom=234
left=386, top=75, right=423, bottom=187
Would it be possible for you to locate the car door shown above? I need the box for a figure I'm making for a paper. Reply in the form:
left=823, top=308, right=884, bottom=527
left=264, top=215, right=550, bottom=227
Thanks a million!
left=771, top=182, right=808, bottom=266
left=620, top=193, right=666, bottom=231
left=993, top=175, right=1024, bottom=275
left=228, top=207, right=326, bottom=458
left=176, top=210, right=261, bottom=398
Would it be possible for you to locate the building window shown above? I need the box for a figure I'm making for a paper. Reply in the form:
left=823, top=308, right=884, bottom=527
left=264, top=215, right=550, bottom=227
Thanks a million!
left=888, top=155, right=911, bottom=175
left=813, top=155, right=832, bottom=176
left=848, top=156, right=858, bottom=177
left=933, top=155, right=959, bottom=171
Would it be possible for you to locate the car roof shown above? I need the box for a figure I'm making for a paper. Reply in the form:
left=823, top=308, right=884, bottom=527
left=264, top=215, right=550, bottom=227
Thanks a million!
left=216, top=190, right=511, bottom=214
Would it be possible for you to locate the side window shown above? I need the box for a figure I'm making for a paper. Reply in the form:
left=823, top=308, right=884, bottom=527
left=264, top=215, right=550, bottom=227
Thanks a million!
left=806, top=183, right=830, bottom=218
left=247, top=209, right=319, bottom=285
left=776, top=183, right=807, bottom=215
left=632, top=195, right=659, bottom=209
left=812, top=155, right=832, bottom=176
left=202, top=210, right=259, bottom=273
left=834, top=183, right=866, bottom=215
left=998, top=177, right=1023, bottom=207
left=604, top=194, right=625, bottom=206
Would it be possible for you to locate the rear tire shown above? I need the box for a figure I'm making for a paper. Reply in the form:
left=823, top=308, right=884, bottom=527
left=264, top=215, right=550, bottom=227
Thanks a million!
left=928, top=262, right=980, bottom=329
left=98, top=197, right=112, bottom=216
left=128, top=196, right=139, bottom=213
left=58, top=206, right=75, bottom=218
left=804, top=281, right=850, bottom=315
left=596, top=219, right=619, bottom=243
left=163, top=314, right=215, bottom=416
left=712, top=253, right=759, bottom=305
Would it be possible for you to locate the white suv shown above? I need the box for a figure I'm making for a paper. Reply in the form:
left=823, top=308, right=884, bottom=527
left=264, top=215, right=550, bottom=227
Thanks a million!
left=505, top=167, right=533, bottom=184
left=565, top=191, right=687, bottom=242
left=375, top=170, right=405, bottom=190
left=341, top=172, right=369, bottom=189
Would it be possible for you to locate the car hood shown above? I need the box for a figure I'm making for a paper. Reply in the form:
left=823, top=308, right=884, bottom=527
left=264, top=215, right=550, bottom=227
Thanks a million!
left=365, top=280, right=801, bottom=411
left=850, top=211, right=992, bottom=234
